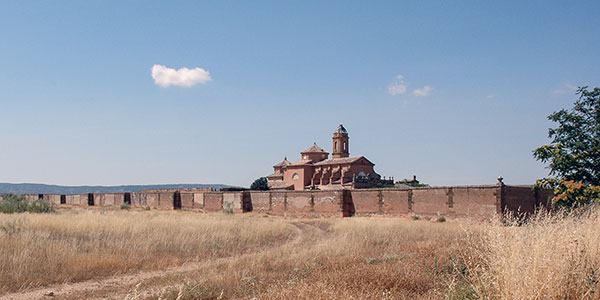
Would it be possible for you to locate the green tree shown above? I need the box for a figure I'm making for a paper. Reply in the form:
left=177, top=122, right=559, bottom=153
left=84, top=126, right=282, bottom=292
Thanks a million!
left=250, top=177, right=269, bottom=191
left=533, top=86, right=600, bottom=207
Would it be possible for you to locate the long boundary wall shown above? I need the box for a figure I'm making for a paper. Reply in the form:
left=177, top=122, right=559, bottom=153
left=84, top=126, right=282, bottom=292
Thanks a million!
left=1, top=184, right=552, bottom=220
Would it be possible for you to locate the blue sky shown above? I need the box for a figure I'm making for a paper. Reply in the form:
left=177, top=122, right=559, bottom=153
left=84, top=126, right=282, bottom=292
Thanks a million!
left=1, top=1, right=599, bottom=187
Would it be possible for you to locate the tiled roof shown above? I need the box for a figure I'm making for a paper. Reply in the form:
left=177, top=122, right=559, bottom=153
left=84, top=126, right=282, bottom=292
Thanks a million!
left=268, top=181, right=294, bottom=189
left=301, top=142, right=327, bottom=153
left=313, top=156, right=374, bottom=166
left=273, top=157, right=291, bottom=167
left=289, top=160, right=313, bottom=166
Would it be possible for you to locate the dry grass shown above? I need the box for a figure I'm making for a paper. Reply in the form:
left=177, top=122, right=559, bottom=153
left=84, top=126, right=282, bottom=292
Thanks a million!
left=0, top=208, right=294, bottom=293
left=2, top=206, right=600, bottom=299
left=154, top=217, right=469, bottom=300
left=466, top=207, right=600, bottom=300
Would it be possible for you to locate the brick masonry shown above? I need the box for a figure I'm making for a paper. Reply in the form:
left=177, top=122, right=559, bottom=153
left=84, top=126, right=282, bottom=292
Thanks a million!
left=4, top=184, right=552, bottom=220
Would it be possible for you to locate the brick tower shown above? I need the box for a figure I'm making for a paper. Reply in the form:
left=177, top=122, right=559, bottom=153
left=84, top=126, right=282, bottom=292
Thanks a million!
left=332, top=124, right=349, bottom=158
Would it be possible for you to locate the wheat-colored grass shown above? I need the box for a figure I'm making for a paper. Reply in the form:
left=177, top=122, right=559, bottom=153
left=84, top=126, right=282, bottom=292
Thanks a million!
left=153, top=217, right=469, bottom=300
left=0, top=208, right=293, bottom=293
left=467, top=207, right=600, bottom=300
left=2, top=207, right=599, bottom=299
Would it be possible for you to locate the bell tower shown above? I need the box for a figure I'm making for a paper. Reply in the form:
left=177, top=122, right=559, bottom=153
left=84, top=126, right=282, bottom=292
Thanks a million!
left=332, top=124, right=349, bottom=159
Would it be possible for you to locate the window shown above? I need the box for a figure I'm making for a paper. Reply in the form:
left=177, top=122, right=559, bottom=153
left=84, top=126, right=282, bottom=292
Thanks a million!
left=303, top=155, right=308, bottom=160
left=292, top=173, right=299, bottom=180
left=343, top=141, right=347, bottom=151
left=335, top=141, right=338, bottom=150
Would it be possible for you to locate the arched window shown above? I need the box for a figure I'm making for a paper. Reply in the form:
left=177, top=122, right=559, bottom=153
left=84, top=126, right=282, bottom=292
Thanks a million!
left=343, top=141, right=347, bottom=151
left=335, top=141, right=338, bottom=151
left=292, top=173, right=299, bottom=180
left=358, top=171, right=366, bottom=178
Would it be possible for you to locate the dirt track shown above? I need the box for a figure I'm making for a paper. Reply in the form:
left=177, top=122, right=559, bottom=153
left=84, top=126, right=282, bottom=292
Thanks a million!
left=0, top=221, right=327, bottom=300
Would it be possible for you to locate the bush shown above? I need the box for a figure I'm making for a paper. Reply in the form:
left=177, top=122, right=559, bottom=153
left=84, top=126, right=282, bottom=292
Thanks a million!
left=120, top=202, right=131, bottom=210
left=222, top=202, right=234, bottom=215
left=437, top=216, right=446, bottom=223
left=28, top=199, right=55, bottom=213
left=0, top=194, right=55, bottom=214
left=412, top=215, right=421, bottom=220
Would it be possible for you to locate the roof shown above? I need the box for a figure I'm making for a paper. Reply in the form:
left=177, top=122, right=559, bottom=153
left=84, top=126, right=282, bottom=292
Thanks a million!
left=313, top=156, right=374, bottom=166
left=288, top=160, right=313, bottom=167
left=266, top=173, right=283, bottom=179
left=335, top=124, right=347, bottom=134
left=301, top=142, right=327, bottom=154
left=268, top=181, right=294, bottom=190
left=273, top=157, right=291, bottom=167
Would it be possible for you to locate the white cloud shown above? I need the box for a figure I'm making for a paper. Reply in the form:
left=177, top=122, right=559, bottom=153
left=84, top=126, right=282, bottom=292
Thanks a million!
left=151, top=64, right=212, bottom=87
left=413, top=85, right=433, bottom=97
left=387, top=74, right=407, bottom=95
left=388, top=83, right=407, bottom=95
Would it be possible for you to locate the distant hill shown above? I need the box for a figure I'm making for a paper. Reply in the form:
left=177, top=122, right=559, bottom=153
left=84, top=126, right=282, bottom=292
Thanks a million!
left=0, top=183, right=233, bottom=195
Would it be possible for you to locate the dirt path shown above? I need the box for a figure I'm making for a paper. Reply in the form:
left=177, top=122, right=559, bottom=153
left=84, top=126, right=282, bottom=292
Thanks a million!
left=0, top=221, right=326, bottom=300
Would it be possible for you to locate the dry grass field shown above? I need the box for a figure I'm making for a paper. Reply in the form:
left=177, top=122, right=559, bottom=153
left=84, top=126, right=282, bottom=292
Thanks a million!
left=0, top=207, right=599, bottom=300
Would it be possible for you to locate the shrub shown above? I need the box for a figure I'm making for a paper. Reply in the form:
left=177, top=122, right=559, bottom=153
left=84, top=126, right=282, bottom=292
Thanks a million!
left=437, top=216, right=446, bottom=223
left=120, top=202, right=131, bottom=210
left=412, top=215, right=421, bottom=220
left=222, top=202, right=234, bottom=215
left=0, top=194, right=29, bottom=214
left=0, top=194, right=55, bottom=214
left=28, top=199, right=55, bottom=213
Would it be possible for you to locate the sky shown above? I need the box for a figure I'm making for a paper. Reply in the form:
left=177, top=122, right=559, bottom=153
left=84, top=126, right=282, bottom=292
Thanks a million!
left=1, top=1, right=599, bottom=187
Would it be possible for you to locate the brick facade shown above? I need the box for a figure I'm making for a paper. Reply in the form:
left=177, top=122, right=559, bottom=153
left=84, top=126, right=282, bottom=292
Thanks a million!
left=267, top=125, right=380, bottom=190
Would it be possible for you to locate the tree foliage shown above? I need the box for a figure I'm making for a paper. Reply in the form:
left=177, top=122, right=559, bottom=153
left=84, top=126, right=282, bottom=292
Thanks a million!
left=250, top=177, right=269, bottom=191
left=533, top=86, right=600, bottom=207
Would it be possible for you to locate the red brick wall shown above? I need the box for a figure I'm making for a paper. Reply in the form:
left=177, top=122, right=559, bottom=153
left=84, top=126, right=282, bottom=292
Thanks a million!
left=223, top=193, right=243, bottom=213
left=381, top=190, right=410, bottom=215
left=350, top=190, right=380, bottom=215
left=503, top=186, right=538, bottom=216
left=452, top=187, right=498, bottom=219
left=250, top=192, right=271, bottom=212
left=181, top=192, right=194, bottom=209
left=103, top=194, right=115, bottom=206
left=114, top=194, right=124, bottom=206
left=204, top=193, right=223, bottom=212
left=270, top=191, right=287, bottom=215
left=16, top=185, right=552, bottom=220
left=412, top=188, right=450, bottom=216
left=144, top=193, right=159, bottom=208
left=193, top=193, right=204, bottom=210
left=285, top=191, right=313, bottom=217
left=313, top=190, right=343, bottom=217
left=158, top=192, right=173, bottom=209
left=46, top=194, right=60, bottom=205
